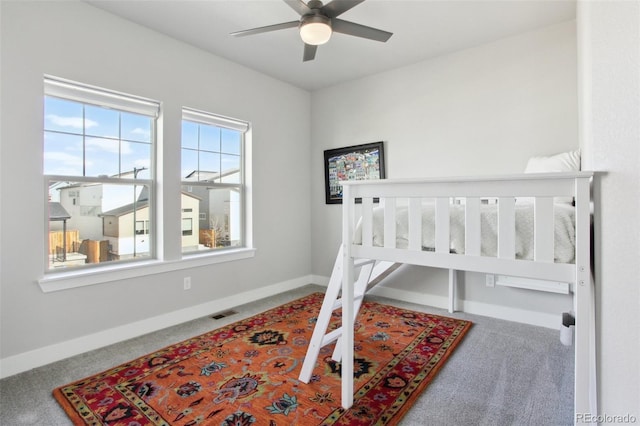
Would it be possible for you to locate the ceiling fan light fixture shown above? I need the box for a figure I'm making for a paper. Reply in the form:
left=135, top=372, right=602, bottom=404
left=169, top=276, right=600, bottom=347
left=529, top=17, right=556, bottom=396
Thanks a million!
left=299, top=15, right=332, bottom=45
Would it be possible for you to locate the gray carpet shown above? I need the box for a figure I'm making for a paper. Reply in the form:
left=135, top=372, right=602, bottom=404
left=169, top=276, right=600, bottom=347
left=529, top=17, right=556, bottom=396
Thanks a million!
left=0, top=284, right=574, bottom=425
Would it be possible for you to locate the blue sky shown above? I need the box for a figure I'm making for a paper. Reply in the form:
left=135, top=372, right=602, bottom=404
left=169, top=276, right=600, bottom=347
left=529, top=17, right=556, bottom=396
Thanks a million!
left=181, top=120, right=241, bottom=182
left=44, top=96, right=152, bottom=178
left=44, top=97, right=242, bottom=182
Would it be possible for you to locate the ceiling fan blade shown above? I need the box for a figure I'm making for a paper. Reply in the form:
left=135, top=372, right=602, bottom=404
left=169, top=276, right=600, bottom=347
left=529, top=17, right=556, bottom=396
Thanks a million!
left=283, top=0, right=312, bottom=16
left=322, top=0, right=365, bottom=18
left=303, top=43, right=318, bottom=62
left=230, top=21, right=299, bottom=37
left=332, top=18, right=392, bottom=42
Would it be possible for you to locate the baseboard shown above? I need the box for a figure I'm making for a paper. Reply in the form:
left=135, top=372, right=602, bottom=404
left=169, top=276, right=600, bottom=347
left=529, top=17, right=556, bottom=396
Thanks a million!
left=0, top=275, right=312, bottom=379
left=309, top=274, right=329, bottom=286
left=458, top=299, right=562, bottom=329
left=367, top=285, right=451, bottom=311
left=312, top=275, right=562, bottom=330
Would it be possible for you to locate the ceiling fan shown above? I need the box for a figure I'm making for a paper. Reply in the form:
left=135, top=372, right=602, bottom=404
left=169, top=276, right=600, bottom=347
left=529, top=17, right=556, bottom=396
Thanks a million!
left=230, top=0, right=393, bottom=62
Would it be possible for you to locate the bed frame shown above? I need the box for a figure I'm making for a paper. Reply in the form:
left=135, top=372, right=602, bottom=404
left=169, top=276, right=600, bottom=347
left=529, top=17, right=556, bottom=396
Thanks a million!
left=302, top=172, right=596, bottom=423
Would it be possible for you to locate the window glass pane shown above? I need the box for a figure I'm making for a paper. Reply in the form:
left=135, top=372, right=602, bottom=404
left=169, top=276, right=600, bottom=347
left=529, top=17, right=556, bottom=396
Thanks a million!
left=44, top=95, right=152, bottom=179
left=84, top=105, right=119, bottom=139
left=180, top=187, right=201, bottom=252
left=47, top=180, right=152, bottom=271
left=121, top=112, right=152, bottom=143
left=181, top=185, right=241, bottom=254
left=221, top=154, right=241, bottom=183
left=44, top=97, right=84, bottom=133
left=199, top=151, right=220, bottom=181
left=200, top=125, right=220, bottom=152
left=121, top=141, right=151, bottom=179
left=85, top=137, right=120, bottom=177
left=182, top=149, right=199, bottom=180
left=221, top=128, right=241, bottom=155
left=44, top=132, right=84, bottom=176
left=181, top=120, right=199, bottom=150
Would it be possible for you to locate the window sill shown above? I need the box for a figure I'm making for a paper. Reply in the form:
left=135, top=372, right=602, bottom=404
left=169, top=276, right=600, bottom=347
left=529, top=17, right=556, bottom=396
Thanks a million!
left=38, top=248, right=256, bottom=293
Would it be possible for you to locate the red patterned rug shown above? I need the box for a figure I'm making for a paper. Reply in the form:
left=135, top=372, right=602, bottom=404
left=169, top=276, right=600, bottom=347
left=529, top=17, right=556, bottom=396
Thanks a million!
left=53, top=292, right=471, bottom=425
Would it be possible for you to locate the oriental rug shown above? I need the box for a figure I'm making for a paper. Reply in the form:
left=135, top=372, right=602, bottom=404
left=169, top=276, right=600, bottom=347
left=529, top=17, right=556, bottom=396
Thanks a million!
left=53, top=292, right=472, bottom=425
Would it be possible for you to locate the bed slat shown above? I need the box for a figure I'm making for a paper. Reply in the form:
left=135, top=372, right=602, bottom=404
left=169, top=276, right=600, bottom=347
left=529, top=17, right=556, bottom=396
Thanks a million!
left=465, top=197, right=481, bottom=256
left=408, top=198, right=422, bottom=251
left=435, top=198, right=450, bottom=253
left=383, top=197, right=397, bottom=248
left=534, top=197, right=554, bottom=262
left=498, top=197, right=516, bottom=259
left=361, top=198, right=374, bottom=247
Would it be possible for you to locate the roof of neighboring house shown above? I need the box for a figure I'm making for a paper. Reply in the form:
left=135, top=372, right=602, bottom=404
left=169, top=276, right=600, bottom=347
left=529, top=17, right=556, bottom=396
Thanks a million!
left=101, top=199, right=150, bottom=217
left=101, top=191, right=200, bottom=217
left=183, top=169, right=240, bottom=181
left=49, top=202, right=71, bottom=221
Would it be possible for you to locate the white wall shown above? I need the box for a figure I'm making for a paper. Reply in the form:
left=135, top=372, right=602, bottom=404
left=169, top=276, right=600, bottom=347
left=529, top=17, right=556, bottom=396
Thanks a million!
left=577, top=0, right=640, bottom=417
left=310, top=21, right=578, bottom=324
left=0, top=0, right=311, bottom=371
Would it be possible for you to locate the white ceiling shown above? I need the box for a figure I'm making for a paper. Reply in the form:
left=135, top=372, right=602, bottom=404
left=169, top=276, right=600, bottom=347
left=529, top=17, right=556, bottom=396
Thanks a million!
left=86, top=0, right=576, bottom=91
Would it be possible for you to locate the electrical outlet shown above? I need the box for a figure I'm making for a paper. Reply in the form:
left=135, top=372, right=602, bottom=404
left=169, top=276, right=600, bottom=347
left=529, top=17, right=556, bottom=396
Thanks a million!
left=183, top=277, right=191, bottom=290
left=485, top=274, right=495, bottom=287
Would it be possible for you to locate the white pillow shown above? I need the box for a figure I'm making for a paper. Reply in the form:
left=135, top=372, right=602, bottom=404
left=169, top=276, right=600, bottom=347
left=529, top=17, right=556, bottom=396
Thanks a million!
left=524, top=149, right=581, bottom=204
left=525, top=149, right=581, bottom=174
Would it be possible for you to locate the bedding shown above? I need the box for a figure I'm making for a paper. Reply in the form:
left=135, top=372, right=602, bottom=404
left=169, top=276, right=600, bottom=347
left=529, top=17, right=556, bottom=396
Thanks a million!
left=525, top=149, right=581, bottom=204
left=354, top=201, right=576, bottom=263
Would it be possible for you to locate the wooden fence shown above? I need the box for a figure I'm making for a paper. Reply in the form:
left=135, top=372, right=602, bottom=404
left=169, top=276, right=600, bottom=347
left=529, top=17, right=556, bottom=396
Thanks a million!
left=48, top=230, right=80, bottom=255
left=199, top=229, right=216, bottom=248
left=77, top=239, right=109, bottom=263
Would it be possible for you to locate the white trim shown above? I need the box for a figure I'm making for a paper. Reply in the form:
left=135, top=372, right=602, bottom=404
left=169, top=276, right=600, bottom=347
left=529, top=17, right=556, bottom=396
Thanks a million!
left=182, top=107, right=250, bottom=132
left=1, top=274, right=312, bottom=379
left=38, top=248, right=256, bottom=292
left=459, top=299, right=561, bottom=330
left=312, top=275, right=563, bottom=330
left=371, top=286, right=562, bottom=329
left=495, top=275, right=570, bottom=294
left=44, top=75, right=160, bottom=117
left=310, top=274, right=330, bottom=286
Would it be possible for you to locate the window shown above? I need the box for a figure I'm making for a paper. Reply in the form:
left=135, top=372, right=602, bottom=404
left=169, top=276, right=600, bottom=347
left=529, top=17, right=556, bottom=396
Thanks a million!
left=181, top=108, right=248, bottom=253
left=182, top=218, right=193, bottom=236
left=44, top=76, right=159, bottom=271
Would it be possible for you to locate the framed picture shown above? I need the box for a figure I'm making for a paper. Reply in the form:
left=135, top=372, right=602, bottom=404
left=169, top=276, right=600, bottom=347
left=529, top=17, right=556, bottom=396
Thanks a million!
left=324, top=141, right=385, bottom=204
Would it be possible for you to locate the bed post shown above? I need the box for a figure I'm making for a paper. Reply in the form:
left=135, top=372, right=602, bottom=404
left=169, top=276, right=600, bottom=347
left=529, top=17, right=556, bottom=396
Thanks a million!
left=448, top=269, right=457, bottom=313
left=573, top=174, right=597, bottom=423
left=341, top=184, right=355, bottom=409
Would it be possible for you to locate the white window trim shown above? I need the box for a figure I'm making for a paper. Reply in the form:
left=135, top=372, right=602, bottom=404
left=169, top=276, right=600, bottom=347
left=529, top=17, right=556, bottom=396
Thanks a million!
left=40, top=79, right=255, bottom=292
left=44, top=75, right=159, bottom=117
left=182, top=107, right=249, bottom=132
left=44, top=76, right=161, bottom=277
left=181, top=107, right=249, bottom=255
left=37, top=248, right=256, bottom=293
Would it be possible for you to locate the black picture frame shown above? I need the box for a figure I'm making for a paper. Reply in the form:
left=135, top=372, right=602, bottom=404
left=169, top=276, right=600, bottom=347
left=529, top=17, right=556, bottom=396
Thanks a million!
left=324, top=141, right=386, bottom=204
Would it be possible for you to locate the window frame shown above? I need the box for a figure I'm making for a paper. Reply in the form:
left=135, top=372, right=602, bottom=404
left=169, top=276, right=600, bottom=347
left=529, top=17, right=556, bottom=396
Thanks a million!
left=180, top=107, right=249, bottom=255
left=38, top=78, right=256, bottom=292
left=43, top=76, right=159, bottom=274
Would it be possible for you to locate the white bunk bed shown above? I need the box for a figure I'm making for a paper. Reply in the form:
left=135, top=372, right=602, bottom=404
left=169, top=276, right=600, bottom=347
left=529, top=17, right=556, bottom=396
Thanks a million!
left=300, top=171, right=597, bottom=424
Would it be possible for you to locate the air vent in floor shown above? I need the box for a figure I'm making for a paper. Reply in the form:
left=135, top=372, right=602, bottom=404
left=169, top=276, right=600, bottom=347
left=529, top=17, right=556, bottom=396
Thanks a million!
left=211, top=310, right=238, bottom=320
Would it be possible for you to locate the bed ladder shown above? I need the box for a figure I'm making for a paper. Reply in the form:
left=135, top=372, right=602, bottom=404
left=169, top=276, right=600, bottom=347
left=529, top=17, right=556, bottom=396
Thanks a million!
left=298, top=246, right=398, bottom=384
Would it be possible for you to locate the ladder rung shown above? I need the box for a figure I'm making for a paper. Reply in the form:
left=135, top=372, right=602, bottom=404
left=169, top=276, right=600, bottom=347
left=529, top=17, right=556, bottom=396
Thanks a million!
left=321, top=327, right=343, bottom=347
left=331, top=294, right=364, bottom=310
